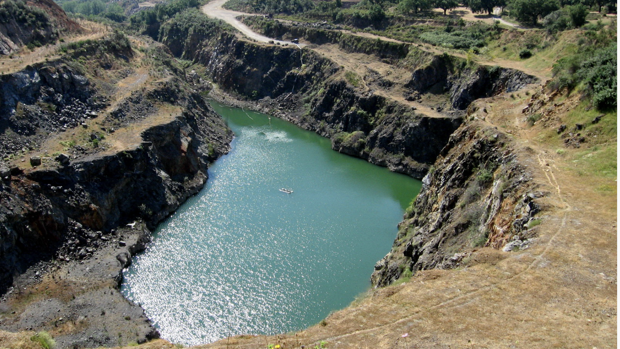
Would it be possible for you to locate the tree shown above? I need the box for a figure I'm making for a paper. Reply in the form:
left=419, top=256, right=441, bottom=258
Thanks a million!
left=466, top=0, right=505, bottom=15
left=434, top=0, right=458, bottom=14
left=89, top=0, right=106, bottom=15
left=398, top=0, right=431, bottom=14
left=592, top=0, right=615, bottom=12
left=568, top=4, right=588, bottom=27
left=509, top=0, right=559, bottom=24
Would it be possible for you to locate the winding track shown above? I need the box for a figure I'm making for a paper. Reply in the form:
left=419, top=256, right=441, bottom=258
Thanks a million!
left=200, top=0, right=549, bottom=82
left=202, top=0, right=305, bottom=47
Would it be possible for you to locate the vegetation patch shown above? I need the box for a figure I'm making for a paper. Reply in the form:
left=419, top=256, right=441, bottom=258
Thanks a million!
left=30, top=331, right=56, bottom=349
left=548, top=25, right=616, bottom=110
left=419, top=29, right=485, bottom=49
left=224, top=0, right=314, bottom=14
left=344, top=71, right=361, bottom=87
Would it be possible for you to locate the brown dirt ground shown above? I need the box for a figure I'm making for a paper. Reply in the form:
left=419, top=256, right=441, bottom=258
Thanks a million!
left=13, top=35, right=184, bottom=170
left=0, top=20, right=111, bottom=76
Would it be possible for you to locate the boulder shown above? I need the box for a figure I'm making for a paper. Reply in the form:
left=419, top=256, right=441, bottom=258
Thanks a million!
left=592, top=115, right=603, bottom=124
left=116, top=252, right=131, bottom=268
left=55, top=153, right=70, bottom=166
left=557, top=124, right=566, bottom=134
left=30, top=156, right=41, bottom=167
left=0, top=163, right=10, bottom=178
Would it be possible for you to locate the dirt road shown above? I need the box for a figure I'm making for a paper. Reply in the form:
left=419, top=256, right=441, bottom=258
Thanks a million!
left=201, top=0, right=305, bottom=47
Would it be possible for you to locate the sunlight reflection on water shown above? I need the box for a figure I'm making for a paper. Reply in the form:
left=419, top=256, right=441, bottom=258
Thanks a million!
left=121, top=104, right=421, bottom=345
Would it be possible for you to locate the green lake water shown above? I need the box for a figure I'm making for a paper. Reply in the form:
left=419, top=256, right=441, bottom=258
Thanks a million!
left=121, top=103, right=421, bottom=345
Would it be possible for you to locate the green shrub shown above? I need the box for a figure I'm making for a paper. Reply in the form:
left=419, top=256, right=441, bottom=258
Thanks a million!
left=224, top=0, right=314, bottom=14
left=550, top=36, right=616, bottom=110
left=519, top=49, right=532, bottom=59
left=509, top=0, right=559, bottom=25
left=472, top=228, right=489, bottom=247
left=344, top=71, right=361, bottom=87
left=476, top=168, right=493, bottom=184
left=400, top=266, right=413, bottom=279
left=30, top=331, right=56, bottom=349
left=543, top=4, right=588, bottom=33
left=526, top=113, right=541, bottom=125
left=419, top=30, right=485, bottom=49
left=0, top=0, right=51, bottom=27
left=527, top=219, right=542, bottom=228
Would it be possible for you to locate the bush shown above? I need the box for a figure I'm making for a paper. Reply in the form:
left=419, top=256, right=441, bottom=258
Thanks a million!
left=476, top=168, right=494, bottom=184
left=543, top=4, right=588, bottom=32
left=419, top=30, right=485, bottom=49
left=581, top=45, right=617, bottom=109
left=31, top=332, right=56, bottom=349
left=344, top=71, right=361, bottom=87
left=550, top=28, right=616, bottom=111
left=568, top=4, right=588, bottom=27
left=0, top=0, right=50, bottom=26
left=224, top=0, right=314, bottom=14
left=519, top=49, right=532, bottom=58
left=508, top=0, right=559, bottom=25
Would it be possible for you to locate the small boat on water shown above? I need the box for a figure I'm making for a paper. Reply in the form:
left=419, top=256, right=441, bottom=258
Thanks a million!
left=279, top=188, right=293, bottom=194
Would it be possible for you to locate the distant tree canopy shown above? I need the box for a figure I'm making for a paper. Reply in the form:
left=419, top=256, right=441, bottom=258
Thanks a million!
left=131, top=0, right=199, bottom=26
left=543, top=3, right=588, bottom=31
left=466, top=0, right=505, bottom=14
left=61, top=0, right=128, bottom=21
left=508, top=0, right=559, bottom=25
left=246, top=0, right=314, bottom=14
left=397, top=0, right=431, bottom=14
left=434, top=0, right=459, bottom=15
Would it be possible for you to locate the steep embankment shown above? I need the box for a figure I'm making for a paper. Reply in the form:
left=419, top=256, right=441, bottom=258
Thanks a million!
left=159, top=11, right=535, bottom=178
left=0, top=31, right=232, bottom=348
left=0, top=0, right=80, bottom=55
left=371, top=119, right=540, bottom=286
left=241, top=16, right=538, bottom=108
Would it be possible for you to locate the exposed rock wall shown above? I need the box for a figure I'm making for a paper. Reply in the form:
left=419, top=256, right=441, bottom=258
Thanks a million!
left=160, top=16, right=462, bottom=178
left=242, top=17, right=411, bottom=60
left=243, top=17, right=539, bottom=110
left=371, top=120, right=541, bottom=287
left=0, top=66, right=232, bottom=293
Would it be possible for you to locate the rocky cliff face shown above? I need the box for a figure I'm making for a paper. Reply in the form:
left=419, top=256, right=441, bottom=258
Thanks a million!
left=159, top=15, right=541, bottom=179
left=0, top=61, right=97, bottom=158
left=0, top=32, right=233, bottom=346
left=0, top=30, right=136, bottom=160
left=243, top=17, right=539, bottom=110
left=160, top=15, right=462, bottom=178
left=404, top=56, right=538, bottom=110
left=371, top=119, right=541, bottom=287
left=0, top=59, right=232, bottom=295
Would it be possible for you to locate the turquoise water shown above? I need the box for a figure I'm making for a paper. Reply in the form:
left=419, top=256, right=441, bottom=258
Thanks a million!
left=121, top=103, right=421, bottom=345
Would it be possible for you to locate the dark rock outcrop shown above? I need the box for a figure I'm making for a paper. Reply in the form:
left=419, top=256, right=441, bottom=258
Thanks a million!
left=0, top=61, right=97, bottom=159
left=371, top=121, right=541, bottom=287
left=0, top=69, right=232, bottom=296
left=448, top=65, right=538, bottom=109
left=405, top=56, right=539, bottom=110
